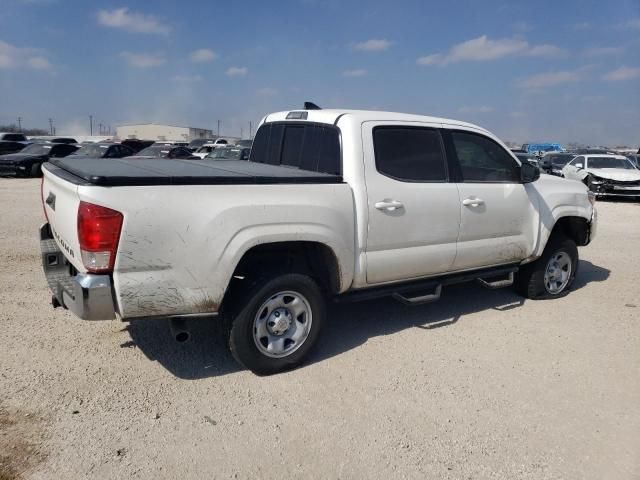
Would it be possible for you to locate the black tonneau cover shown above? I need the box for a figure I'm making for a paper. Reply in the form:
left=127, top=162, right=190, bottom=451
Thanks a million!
left=47, top=157, right=343, bottom=186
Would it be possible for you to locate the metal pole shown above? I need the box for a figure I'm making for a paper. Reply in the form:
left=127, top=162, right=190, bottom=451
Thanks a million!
left=89, top=115, right=93, bottom=136
left=17, top=117, right=22, bottom=132
left=217, top=120, right=220, bottom=137
left=249, top=121, right=252, bottom=139
left=49, top=118, right=53, bottom=135
left=241, top=127, right=243, bottom=138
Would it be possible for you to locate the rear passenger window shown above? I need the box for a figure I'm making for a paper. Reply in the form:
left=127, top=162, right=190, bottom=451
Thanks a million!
left=373, top=127, right=447, bottom=182
left=451, top=131, right=520, bottom=183
left=250, top=123, right=341, bottom=175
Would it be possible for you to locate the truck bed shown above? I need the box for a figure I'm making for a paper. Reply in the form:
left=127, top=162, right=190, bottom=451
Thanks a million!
left=47, top=157, right=343, bottom=186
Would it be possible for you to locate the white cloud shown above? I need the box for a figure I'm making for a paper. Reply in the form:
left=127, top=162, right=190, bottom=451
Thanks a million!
left=0, top=40, right=51, bottom=70
left=225, top=66, right=247, bottom=77
left=618, top=18, right=640, bottom=29
left=573, top=21, right=591, bottom=30
left=527, top=44, right=565, bottom=57
left=517, top=71, right=580, bottom=89
left=416, top=54, right=442, bottom=66
left=342, top=68, right=367, bottom=77
left=97, top=8, right=171, bottom=34
left=603, top=66, right=640, bottom=81
left=353, top=39, right=391, bottom=52
left=417, top=35, right=565, bottom=66
left=257, top=87, right=278, bottom=96
left=584, top=46, right=624, bottom=57
left=26, top=56, right=51, bottom=70
left=189, top=49, right=217, bottom=63
left=458, top=106, right=494, bottom=114
left=171, top=75, right=203, bottom=82
left=121, top=52, right=166, bottom=68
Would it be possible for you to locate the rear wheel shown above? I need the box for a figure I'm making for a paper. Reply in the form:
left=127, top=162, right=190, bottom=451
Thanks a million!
left=228, top=273, right=325, bottom=375
left=515, top=235, right=578, bottom=299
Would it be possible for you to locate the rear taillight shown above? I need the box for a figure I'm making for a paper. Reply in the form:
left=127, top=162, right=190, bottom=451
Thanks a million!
left=77, top=201, right=123, bottom=273
left=40, top=177, right=49, bottom=222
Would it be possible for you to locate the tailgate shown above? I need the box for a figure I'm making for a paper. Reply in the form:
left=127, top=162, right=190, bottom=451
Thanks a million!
left=42, top=166, right=85, bottom=272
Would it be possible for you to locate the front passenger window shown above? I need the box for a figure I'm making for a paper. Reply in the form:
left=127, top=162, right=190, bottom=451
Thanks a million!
left=451, top=131, right=520, bottom=183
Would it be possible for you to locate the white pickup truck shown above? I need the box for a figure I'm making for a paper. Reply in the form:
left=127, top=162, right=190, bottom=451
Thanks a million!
left=40, top=108, right=597, bottom=374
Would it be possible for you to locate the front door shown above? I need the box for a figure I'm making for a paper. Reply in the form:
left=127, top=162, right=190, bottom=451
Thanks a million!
left=363, top=122, right=461, bottom=285
left=447, top=129, right=537, bottom=270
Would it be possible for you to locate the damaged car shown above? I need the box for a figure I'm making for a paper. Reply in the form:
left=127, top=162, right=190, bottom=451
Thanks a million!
left=562, top=154, right=640, bottom=198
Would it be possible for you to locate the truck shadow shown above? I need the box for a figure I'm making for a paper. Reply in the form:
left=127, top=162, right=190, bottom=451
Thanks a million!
left=124, top=260, right=609, bottom=379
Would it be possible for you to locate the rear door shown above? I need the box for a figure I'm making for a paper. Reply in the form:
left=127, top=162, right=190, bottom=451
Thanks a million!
left=363, top=122, right=461, bottom=284
left=446, top=129, right=537, bottom=270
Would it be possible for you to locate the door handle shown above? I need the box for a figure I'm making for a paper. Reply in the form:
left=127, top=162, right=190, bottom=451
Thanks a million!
left=462, top=197, right=485, bottom=207
left=375, top=200, right=404, bottom=211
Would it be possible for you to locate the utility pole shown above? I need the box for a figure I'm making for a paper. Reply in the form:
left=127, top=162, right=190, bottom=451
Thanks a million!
left=89, top=115, right=93, bottom=136
left=249, top=121, right=252, bottom=139
left=99, top=123, right=103, bottom=135
left=217, top=120, right=220, bottom=137
left=49, top=118, right=53, bottom=135
left=241, top=127, right=244, bottom=139
left=17, top=117, right=22, bottom=132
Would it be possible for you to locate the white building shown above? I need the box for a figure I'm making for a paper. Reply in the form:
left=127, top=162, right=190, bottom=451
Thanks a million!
left=116, top=124, right=214, bottom=142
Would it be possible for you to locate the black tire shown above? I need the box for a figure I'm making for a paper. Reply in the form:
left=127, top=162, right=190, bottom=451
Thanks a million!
left=514, top=234, right=579, bottom=299
left=228, top=273, right=325, bottom=375
left=29, top=163, right=42, bottom=178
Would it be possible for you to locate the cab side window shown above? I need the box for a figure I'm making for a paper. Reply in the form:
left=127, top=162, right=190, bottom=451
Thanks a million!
left=451, top=131, right=520, bottom=183
left=373, top=127, right=447, bottom=182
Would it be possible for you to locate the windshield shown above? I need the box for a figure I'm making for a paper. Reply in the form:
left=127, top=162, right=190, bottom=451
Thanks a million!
left=20, top=143, right=53, bottom=155
left=72, top=144, right=109, bottom=157
left=196, top=146, right=214, bottom=153
left=551, top=155, right=574, bottom=166
left=137, top=145, right=171, bottom=157
left=588, top=157, right=634, bottom=169
left=206, top=148, right=243, bottom=159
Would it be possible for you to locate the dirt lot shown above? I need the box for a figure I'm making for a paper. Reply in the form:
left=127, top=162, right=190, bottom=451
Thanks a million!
left=1, top=178, right=639, bottom=479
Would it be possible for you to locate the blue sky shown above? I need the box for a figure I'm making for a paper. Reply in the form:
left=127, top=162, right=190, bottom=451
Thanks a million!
left=1, top=0, right=639, bottom=145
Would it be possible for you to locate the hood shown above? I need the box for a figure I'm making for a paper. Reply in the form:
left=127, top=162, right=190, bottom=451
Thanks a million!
left=588, top=168, right=640, bottom=182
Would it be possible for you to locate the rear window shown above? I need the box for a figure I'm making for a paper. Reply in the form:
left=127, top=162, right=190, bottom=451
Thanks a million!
left=250, top=122, right=341, bottom=175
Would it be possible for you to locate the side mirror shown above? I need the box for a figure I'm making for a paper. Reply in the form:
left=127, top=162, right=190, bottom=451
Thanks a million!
left=574, top=163, right=583, bottom=169
left=521, top=161, right=540, bottom=183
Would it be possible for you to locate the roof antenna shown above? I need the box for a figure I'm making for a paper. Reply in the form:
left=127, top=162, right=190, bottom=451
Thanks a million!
left=304, top=102, right=321, bottom=110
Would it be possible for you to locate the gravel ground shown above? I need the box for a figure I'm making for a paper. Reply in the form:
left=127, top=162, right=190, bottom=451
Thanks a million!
left=1, top=177, right=639, bottom=480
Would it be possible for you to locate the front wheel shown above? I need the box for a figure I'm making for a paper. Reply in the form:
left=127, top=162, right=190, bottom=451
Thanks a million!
left=29, top=163, right=42, bottom=178
left=515, top=235, right=579, bottom=299
left=228, top=273, right=326, bottom=375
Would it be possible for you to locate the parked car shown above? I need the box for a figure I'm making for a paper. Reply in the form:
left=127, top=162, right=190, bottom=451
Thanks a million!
left=188, top=138, right=216, bottom=150
left=70, top=143, right=134, bottom=158
left=120, top=139, right=154, bottom=154
left=0, top=142, right=78, bottom=177
left=236, top=139, right=253, bottom=148
left=0, top=132, right=28, bottom=143
left=0, top=141, right=27, bottom=156
left=40, top=107, right=597, bottom=374
left=562, top=154, right=640, bottom=197
left=205, top=146, right=251, bottom=160
left=521, top=143, right=562, bottom=155
left=191, top=144, right=219, bottom=159
left=544, top=152, right=577, bottom=176
left=132, top=145, right=198, bottom=159
left=50, top=138, right=77, bottom=144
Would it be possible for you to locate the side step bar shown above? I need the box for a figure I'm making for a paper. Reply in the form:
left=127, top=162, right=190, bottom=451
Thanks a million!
left=477, top=272, right=514, bottom=289
left=336, top=264, right=519, bottom=305
left=392, top=285, right=442, bottom=305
